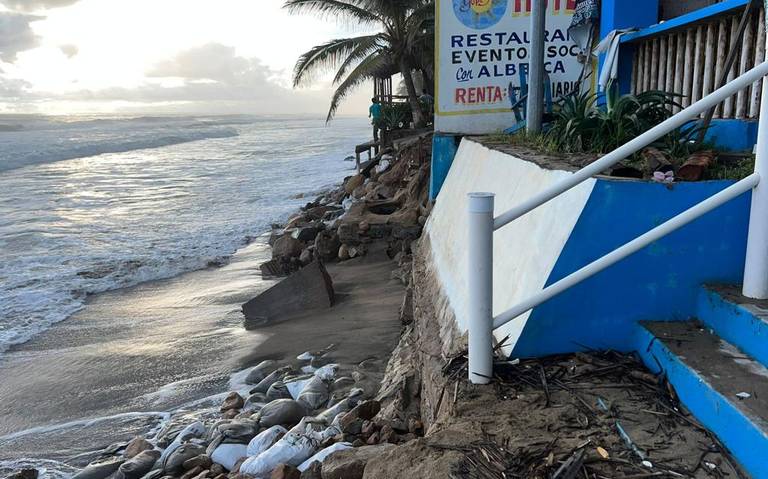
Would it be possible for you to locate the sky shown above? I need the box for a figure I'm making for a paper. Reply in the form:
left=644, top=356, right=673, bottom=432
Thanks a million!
left=0, top=0, right=374, bottom=116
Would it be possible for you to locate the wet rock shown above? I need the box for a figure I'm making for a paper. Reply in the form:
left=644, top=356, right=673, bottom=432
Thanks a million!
left=258, top=399, right=307, bottom=428
left=271, top=464, right=301, bottom=479
left=114, top=450, right=161, bottom=479
left=304, top=205, right=333, bottom=221
left=266, top=381, right=293, bottom=401
left=7, top=469, right=38, bottom=479
left=272, top=235, right=303, bottom=260
left=243, top=261, right=334, bottom=329
left=209, top=464, right=225, bottom=477
left=245, top=360, right=278, bottom=385
left=124, top=437, right=153, bottom=459
left=314, top=231, right=341, bottom=261
left=179, top=466, right=204, bottom=479
left=164, top=444, right=208, bottom=474
left=320, top=445, right=395, bottom=479
left=183, top=455, right=212, bottom=471
left=293, top=224, right=323, bottom=242
left=220, top=392, right=244, bottom=412
left=72, top=457, right=125, bottom=479
left=337, top=245, right=350, bottom=261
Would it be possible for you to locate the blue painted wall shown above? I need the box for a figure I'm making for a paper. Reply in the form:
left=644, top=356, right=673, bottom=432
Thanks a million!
left=512, top=178, right=751, bottom=358
left=430, top=134, right=459, bottom=201
left=706, top=119, right=759, bottom=152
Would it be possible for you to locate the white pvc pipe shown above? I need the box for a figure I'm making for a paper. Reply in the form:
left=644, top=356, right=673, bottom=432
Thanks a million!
left=526, top=0, right=546, bottom=134
left=743, top=39, right=768, bottom=298
left=493, top=174, right=760, bottom=329
left=495, top=61, right=768, bottom=231
left=467, top=192, right=494, bottom=384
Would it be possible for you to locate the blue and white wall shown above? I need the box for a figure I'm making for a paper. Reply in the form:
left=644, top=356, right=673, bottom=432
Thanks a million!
left=426, top=138, right=752, bottom=357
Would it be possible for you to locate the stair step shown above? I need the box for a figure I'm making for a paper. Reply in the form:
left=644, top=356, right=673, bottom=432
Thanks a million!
left=639, top=320, right=768, bottom=478
left=698, top=285, right=768, bottom=368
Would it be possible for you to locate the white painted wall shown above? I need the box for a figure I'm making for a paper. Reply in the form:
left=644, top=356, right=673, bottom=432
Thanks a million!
left=426, top=139, right=597, bottom=356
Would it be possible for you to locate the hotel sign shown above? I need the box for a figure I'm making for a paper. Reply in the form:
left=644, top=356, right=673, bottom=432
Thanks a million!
left=436, top=0, right=586, bottom=134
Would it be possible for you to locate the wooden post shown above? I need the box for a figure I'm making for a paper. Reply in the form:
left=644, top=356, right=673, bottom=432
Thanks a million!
left=702, top=23, right=717, bottom=98
left=665, top=34, right=675, bottom=94
left=714, top=19, right=729, bottom=118
left=692, top=25, right=706, bottom=106
left=725, top=15, right=742, bottom=117
left=674, top=33, right=685, bottom=113
left=683, top=28, right=695, bottom=108
left=737, top=12, right=756, bottom=119
left=751, top=7, right=766, bottom=118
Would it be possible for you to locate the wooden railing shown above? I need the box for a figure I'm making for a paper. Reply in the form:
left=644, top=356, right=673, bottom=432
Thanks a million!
left=630, top=4, right=766, bottom=118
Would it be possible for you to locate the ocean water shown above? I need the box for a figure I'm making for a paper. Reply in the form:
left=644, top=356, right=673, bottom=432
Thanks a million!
left=0, top=114, right=369, bottom=355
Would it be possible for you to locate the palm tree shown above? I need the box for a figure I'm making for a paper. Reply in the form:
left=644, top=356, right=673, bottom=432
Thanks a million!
left=284, top=0, right=434, bottom=127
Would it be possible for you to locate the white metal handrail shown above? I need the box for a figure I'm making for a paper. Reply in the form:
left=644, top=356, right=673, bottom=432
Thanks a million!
left=494, top=61, right=768, bottom=231
left=466, top=61, right=768, bottom=384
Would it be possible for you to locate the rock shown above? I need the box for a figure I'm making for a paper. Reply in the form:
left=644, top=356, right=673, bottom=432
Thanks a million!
left=245, top=360, right=278, bottom=385
left=183, top=455, right=212, bottom=470
left=340, top=416, right=363, bottom=435
left=7, top=469, right=38, bottom=479
left=209, top=464, right=225, bottom=477
left=348, top=400, right=381, bottom=422
left=258, top=399, right=307, bottom=428
left=299, top=248, right=313, bottom=266
left=379, top=425, right=396, bottom=444
left=314, top=231, right=341, bottom=261
left=408, top=419, right=423, bottom=435
left=191, top=472, right=209, bottom=479
left=271, top=464, right=301, bottom=479
left=338, top=244, right=350, bottom=261
left=344, top=175, right=364, bottom=195
left=164, top=444, right=208, bottom=474
left=180, top=466, right=204, bottom=479
left=366, top=432, right=380, bottom=445
left=124, top=437, right=153, bottom=459
left=260, top=258, right=300, bottom=278
left=293, top=224, right=323, bottom=242
left=352, top=185, right=366, bottom=199
left=304, top=205, right=333, bottom=221
left=348, top=244, right=366, bottom=259
left=72, top=458, right=125, bottom=479
left=272, top=235, right=304, bottom=260
left=242, top=260, right=334, bottom=329
left=114, top=450, right=161, bottom=479
left=300, top=462, right=322, bottom=479
left=220, top=392, right=244, bottom=412
left=223, top=409, right=239, bottom=419
left=361, top=421, right=376, bottom=437
left=266, top=381, right=292, bottom=401
left=320, top=445, right=395, bottom=479
left=336, top=223, right=359, bottom=245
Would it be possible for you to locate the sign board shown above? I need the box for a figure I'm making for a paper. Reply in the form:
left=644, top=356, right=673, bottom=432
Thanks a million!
left=436, top=0, right=587, bottom=134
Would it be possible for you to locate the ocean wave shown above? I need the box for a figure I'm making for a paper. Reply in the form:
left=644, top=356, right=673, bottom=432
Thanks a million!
left=0, top=127, right=239, bottom=173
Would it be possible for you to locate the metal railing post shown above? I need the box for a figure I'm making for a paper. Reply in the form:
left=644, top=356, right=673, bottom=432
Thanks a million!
left=743, top=48, right=768, bottom=298
left=467, top=193, right=495, bottom=384
left=526, top=0, right=546, bottom=134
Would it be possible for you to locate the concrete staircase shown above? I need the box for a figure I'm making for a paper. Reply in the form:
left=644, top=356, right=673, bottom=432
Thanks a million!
left=636, top=286, right=768, bottom=478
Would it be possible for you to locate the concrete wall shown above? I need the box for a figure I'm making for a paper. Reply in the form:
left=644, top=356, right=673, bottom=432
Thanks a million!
left=425, top=139, right=596, bottom=355
left=427, top=139, right=751, bottom=358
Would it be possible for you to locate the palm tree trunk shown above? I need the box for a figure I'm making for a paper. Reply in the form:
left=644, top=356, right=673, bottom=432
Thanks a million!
left=400, top=59, right=425, bottom=128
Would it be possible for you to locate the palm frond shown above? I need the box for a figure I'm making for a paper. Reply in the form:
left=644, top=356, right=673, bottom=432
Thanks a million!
left=283, top=0, right=381, bottom=24
left=293, top=36, right=376, bottom=87
left=326, top=52, right=390, bottom=122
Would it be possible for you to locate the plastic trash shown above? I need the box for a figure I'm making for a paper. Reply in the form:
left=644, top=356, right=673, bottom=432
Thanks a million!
left=246, top=425, right=287, bottom=456
left=266, top=381, right=292, bottom=401
left=210, top=443, right=248, bottom=471
left=297, top=352, right=314, bottom=361
left=258, top=399, right=307, bottom=428
left=158, top=421, right=206, bottom=465
left=313, top=364, right=338, bottom=381
left=285, top=376, right=313, bottom=399
left=297, top=442, right=352, bottom=472
left=245, top=360, right=278, bottom=385
left=301, top=365, right=317, bottom=374
left=313, top=397, right=357, bottom=425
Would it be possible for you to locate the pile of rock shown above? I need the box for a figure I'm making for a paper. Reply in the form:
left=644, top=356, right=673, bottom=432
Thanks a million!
left=61, top=352, right=422, bottom=479
left=262, top=134, right=432, bottom=279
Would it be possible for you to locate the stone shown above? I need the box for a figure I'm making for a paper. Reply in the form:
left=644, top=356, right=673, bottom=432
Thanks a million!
left=179, top=466, right=203, bottom=479
left=191, top=472, right=209, bottom=479
left=220, top=392, right=244, bottom=412
left=361, top=420, right=376, bottom=437
left=320, top=445, right=395, bottom=479
left=242, top=260, right=334, bottom=329
left=314, top=231, right=341, bottom=261
left=338, top=244, right=350, bottom=261
left=379, top=425, right=396, bottom=444
left=348, top=400, right=381, bottom=421
left=124, top=437, right=153, bottom=459
left=209, top=465, right=225, bottom=477
left=408, top=419, right=423, bottom=435
left=366, top=432, right=380, bottom=445
left=183, top=455, right=213, bottom=471
left=344, top=175, right=364, bottom=195
left=337, top=223, right=359, bottom=245
left=293, top=224, right=323, bottom=242
left=260, top=258, right=299, bottom=278
left=7, top=469, right=38, bottom=479
left=300, top=462, right=322, bottom=479
left=245, top=361, right=278, bottom=385
left=348, top=244, right=366, bottom=259
left=258, top=399, right=307, bottom=428
left=115, top=450, right=161, bottom=479
left=272, top=235, right=303, bottom=260
left=352, top=185, right=366, bottom=200
left=271, top=464, right=301, bottom=479
left=223, top=409, right=239, bottom=419
left=299, top=248, right=313, bottom=265
left=339, top=416, right=363, bottom=435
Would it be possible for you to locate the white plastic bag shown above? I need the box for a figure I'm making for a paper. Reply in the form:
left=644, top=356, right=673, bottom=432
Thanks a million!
left=297, top=442, right=352, bottom=472
left=297, top=376, right=329, bottom=411
left=210, top=443, right=248, bottom=471
left=313, top=364, right=338, bottom=381
left=238, top=423, right=319, bottom=477
left=285, top=376, right=313, bottom=399
left=246, top=425, right=287, bottom=457
left=159, top=421, right=206, bottom=465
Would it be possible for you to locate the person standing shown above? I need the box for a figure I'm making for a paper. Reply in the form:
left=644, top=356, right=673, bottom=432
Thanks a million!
left=369, top=97, right=382, bottom=143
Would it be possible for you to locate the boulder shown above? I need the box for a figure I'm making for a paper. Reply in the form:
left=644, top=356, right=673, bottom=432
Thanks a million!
left=293, top=224, right=323, bottom=243
left=271, top=464, right=301, bottom=479
left=344, top=175, right=364, bottom=195
left=272, top=235, right=304, bottom=260
left=245, top=360, right=278, bottom=385
left=258, top=399, right=307, bottom=428
left=314, top=232, right=341, bottom=261
left=338, top=245, right=350, bottom=261
left=220, top=392, right=244, bottom=412
left=320, top=445, right=395, bottom=479
left=260, top=258, right=300, bottom=278
left=336, top=223, right=359, bottom=245
left=299, top=248, right=313, bottom=266
left=183, top=455, right=212, bottom=471
left=300, top=462, right=322, bottom=479
left=243, top=261, right=334, bottom=329
left=124, top=437, right=153, bottom=459
left=114, top=450, right=161, bottom=479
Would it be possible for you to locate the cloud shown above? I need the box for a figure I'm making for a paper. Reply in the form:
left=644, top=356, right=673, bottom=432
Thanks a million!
left=0, top=12, right=43, bottom=62
left=0, top=0, right=79, bottom=12
left=59, top=43, right=78, bottom=58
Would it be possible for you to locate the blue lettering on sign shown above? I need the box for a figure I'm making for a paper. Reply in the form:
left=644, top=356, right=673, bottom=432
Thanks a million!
left=456, top=67, right=474, bottom=82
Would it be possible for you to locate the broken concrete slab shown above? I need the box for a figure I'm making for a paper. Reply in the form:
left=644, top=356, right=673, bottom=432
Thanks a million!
left=243, top=260, right=334, bottom=329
